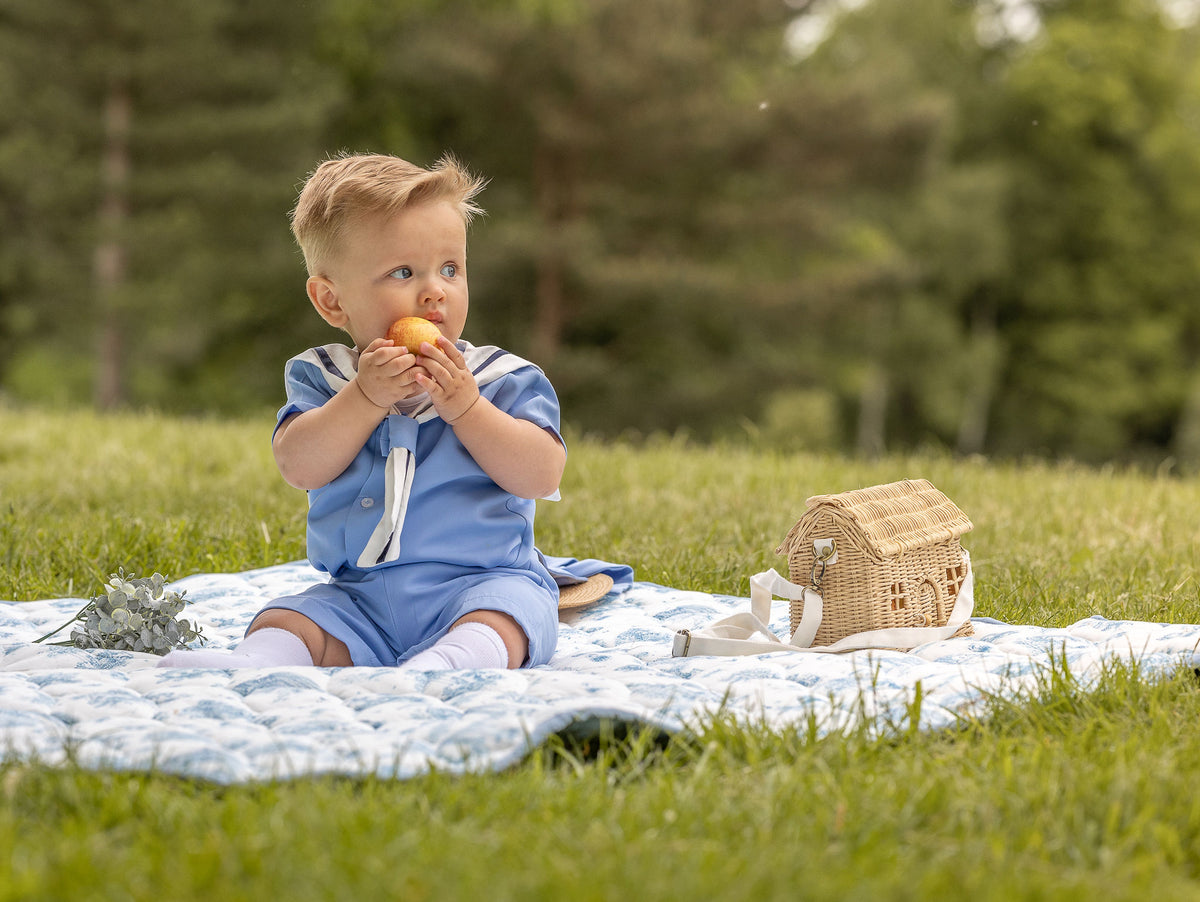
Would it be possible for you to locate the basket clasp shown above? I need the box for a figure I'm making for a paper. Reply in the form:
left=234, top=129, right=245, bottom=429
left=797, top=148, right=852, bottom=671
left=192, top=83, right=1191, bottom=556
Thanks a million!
left=810, top=538, right=837, bottom=589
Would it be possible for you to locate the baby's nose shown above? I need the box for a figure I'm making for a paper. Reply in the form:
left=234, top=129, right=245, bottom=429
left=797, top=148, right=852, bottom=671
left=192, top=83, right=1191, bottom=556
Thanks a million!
left=419, top=280, right=445, bottom=304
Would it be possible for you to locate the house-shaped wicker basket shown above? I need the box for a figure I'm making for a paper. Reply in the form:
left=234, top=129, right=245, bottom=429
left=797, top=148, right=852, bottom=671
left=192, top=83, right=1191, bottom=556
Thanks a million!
left=776, top=478, right=974, bottom=646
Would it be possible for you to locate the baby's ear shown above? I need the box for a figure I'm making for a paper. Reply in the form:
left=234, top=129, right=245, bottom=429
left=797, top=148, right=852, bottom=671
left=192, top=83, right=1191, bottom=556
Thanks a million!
left=306, top=276, right=348, bottom=328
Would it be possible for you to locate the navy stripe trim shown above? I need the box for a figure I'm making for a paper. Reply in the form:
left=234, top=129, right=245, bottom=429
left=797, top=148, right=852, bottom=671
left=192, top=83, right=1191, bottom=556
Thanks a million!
left=374, top=537, right=393, bottom=566
left=472, top=349, right=508, bottom=375
left=315, top=347, right=350, bottom=382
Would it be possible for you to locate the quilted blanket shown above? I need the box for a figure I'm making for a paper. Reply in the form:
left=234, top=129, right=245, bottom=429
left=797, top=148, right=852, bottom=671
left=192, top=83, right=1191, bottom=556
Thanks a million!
left=3, top=561, right=1199, bottom=784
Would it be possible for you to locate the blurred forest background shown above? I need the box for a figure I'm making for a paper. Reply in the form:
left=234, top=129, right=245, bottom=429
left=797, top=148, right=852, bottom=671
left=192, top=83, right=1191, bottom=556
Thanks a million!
left=2, top=0, right=1200, bottom=465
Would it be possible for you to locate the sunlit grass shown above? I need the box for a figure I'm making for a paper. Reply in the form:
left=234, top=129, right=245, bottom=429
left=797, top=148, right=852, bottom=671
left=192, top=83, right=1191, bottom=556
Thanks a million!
left=4, top=406, right=1200, bottom=900
left=5, top=406, right=1199, bottom=626
left=0, top=406, right=304, bottom=600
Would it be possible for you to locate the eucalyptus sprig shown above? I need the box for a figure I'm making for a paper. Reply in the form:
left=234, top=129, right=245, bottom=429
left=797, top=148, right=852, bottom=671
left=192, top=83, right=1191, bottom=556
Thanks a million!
left=35, top=569, right=205, bottom=654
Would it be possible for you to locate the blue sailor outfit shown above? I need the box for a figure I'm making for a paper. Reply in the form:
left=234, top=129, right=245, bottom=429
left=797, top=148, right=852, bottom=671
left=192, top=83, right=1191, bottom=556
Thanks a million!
left=255, top=341, right=563, bottom=667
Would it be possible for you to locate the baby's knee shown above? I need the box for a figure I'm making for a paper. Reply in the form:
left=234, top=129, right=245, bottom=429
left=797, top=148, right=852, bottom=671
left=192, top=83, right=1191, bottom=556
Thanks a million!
left=452, top=609, right=529, bottom=668
left=249, top=609, right=352, bottom=667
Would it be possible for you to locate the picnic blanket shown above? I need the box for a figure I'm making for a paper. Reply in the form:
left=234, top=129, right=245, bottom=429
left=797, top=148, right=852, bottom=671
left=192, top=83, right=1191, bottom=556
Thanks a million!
left=2, top=561, right=1199, bottom=784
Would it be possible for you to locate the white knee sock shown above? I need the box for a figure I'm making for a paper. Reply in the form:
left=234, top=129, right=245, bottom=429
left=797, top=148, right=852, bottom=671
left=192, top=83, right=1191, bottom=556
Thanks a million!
left=400, top=622, right=510, bottom=671
left=156, top=627, right=314, bottom=669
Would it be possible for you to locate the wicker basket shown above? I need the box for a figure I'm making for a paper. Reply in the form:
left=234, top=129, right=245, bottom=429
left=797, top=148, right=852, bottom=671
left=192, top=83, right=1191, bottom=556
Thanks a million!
left=775, top=479, right=975, bottom=646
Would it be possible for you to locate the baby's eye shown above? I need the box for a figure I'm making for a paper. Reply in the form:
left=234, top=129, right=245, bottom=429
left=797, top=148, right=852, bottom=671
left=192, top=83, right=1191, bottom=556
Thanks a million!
left=440, top=263, right=458, bottom=278
left=389, top=266, right=413, bottom=280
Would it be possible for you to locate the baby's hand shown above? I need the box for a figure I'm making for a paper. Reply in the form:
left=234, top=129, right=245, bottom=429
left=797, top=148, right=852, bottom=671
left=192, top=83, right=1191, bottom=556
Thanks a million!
left=411, top=337, right=480, bottom=423
left=354, top=338, right=425, bottom=410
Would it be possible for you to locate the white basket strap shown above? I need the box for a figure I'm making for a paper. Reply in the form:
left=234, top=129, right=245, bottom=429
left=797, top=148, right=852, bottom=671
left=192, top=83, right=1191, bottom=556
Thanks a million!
left=676, top=570, right=824, bottom=657
left=749, top=568, right=823, bottom=647
left=670, top=612, right=785, bottom=657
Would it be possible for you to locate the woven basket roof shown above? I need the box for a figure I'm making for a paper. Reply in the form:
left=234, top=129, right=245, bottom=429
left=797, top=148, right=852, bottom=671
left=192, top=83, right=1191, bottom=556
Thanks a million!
left=778, top=478, right=973, bottom=560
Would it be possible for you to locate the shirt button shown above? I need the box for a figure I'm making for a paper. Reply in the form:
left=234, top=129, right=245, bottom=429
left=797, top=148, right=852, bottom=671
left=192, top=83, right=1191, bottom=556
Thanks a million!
left=360, top=497, right=375, bottom=509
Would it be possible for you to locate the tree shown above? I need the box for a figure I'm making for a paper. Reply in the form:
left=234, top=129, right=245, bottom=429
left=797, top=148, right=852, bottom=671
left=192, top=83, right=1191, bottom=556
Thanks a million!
left=310, top=0, right=964, bottom=439
left=6, top=0, right=1197, bottom=464
left=988, top=0, right=1200, bottom=460
left=0, top=0, right=336, bottom=411
left=782, top=0, right=1016, bottom=454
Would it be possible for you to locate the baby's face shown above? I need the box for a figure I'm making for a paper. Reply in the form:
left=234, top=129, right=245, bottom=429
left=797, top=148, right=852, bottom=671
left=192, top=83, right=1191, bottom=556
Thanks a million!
left=323, top=201, right=469, bottom=350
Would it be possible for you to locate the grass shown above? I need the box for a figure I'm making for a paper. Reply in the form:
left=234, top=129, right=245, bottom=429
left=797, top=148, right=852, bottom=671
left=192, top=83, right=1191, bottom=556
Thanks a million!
left=4, top=406, right=1200, bottom=900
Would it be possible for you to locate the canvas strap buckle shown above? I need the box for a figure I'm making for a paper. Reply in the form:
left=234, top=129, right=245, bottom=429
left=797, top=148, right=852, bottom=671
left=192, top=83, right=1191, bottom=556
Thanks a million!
left=672, top=629, right=692, bottom=657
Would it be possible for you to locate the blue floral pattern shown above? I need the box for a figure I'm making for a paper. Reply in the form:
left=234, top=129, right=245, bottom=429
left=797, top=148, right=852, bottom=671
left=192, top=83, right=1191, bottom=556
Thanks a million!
left=2, top=562, right=1199, bottom=783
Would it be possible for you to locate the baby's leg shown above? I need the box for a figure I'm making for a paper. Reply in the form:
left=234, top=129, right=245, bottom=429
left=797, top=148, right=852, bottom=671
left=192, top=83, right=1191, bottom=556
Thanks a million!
left=155, top=627, right=312, bottom=669
left=157, top=609, right=351, bottom=669
left=399, top=610, right=528, bottom=671
left=246, top=609, right=353, bottom=666
left=454, top=610, right=529, bottom=667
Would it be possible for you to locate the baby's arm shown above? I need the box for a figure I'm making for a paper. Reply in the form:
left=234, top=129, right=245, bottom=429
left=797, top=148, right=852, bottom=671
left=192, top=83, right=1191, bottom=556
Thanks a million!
left=449, top=397, right=565, bottom=499
left=415, top=338, right=566, bottom=499
left=274, top=340, right=421, bottom=490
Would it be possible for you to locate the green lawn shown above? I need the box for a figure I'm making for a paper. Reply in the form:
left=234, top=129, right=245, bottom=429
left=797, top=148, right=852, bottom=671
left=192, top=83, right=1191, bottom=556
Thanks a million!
left=3, top=406, right=1200, bottom=900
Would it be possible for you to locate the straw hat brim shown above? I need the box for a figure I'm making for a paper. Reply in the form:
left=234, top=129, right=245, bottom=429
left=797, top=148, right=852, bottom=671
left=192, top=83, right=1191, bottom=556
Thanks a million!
left=557, top=573, right=614, bottom=611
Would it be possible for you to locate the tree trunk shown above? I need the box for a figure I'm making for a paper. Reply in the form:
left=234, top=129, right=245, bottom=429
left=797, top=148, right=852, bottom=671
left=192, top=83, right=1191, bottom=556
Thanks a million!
left=856, top=362, right=889, bottom=457
left=530, top=138, right=572, bottom=362
left=93, top=78, right=131, bottom=410
left=956, top=308, right=1003, bottom=456
left=1174, top=368, right=1200, bottom=474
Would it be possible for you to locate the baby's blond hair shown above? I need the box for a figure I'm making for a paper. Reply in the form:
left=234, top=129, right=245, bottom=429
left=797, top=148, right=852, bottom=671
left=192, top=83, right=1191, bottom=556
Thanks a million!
left=290, top=152, right=486, bottom=277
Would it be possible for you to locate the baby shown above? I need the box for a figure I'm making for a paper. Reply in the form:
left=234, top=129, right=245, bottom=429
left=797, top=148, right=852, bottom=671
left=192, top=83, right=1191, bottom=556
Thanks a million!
left=160, top=153, right=565, bottom=670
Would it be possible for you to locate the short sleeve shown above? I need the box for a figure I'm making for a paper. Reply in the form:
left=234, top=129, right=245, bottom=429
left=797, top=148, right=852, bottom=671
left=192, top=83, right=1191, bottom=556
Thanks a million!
left=486, top=365, right=562, bottom=443
left=274, top=355, right=339, bottom=437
